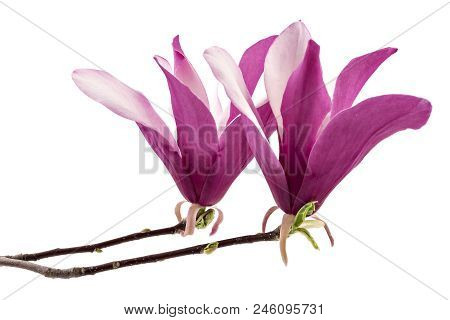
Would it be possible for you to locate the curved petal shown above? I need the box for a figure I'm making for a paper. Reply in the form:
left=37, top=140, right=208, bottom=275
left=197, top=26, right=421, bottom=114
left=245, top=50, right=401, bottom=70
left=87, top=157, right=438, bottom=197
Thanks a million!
left=296, top=95, right=432, bottom=210
left=257, top=101, right=277, bottom=137
left=240, top=36, right=277, bottom=95
left=139, top=124, right=196, bottom=202
left=262, top=206, right=279, bottom=232
left=203, top=47, right=261, bottom=129
left=172, top=36, right=210, bottom=108
left=279, top=214, right=294, bottom=266
left=182, top=204, right=201, bottom=236
left=74, top=71, right=191, bottom=198
left=332, top=47, right=397, bottom=117
left=279, top=40, right=331, bottom=198
left=227, top=35, right=277, bottom=123
left=197, top=116, right=247, bottom=206
left=72, top=69, right=178, bottom=152
left=155, top=56, right=218, bottom=199
left=154, top=55, right=173, bottom=73
left=312, top=215, right=334, bottom=246
left=174, top=200, right=186, bottom=222
left=204, top=47, right=290, bottom=212
left=264, top=21, right=311, bottom=136
left=196, top=101, right=277, bottom=207
left=209, top=207, right=224, bottom=236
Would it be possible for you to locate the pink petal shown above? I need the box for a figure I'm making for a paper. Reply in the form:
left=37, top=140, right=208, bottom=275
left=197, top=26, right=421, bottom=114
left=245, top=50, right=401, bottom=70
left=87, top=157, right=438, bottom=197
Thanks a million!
left=264, top=21, right=311, bottom=137
left=257, top=100, right=277, bottom=137
left=172, top=36, right=210, bottom=108
left=174, top=200, right=186, bottom=223
left=155, top=55, right=218, bottom=199
left=154, top=55, right=173, bottom=73
left=227, top=35, right=277, bottom=123
left=240, top=36, right=277, bottom=95
left=182, top=204, right=201, bottom=236
left=209, top=207, right=224, bottom=236
left=72, top=69, right=178, bottom=152
left=203, top=47, right=261, bottom=129
left=204, top=47, right=290, bottom=212
left=332, top=48, right=397, bottom=117
left=279, top=214, right=295, bottom=266
left=195, top=101, right=276, bottom=207
left=279, top=40, right=331, bottom=197
left=296, top=95, right=432, bottom=210
left=195, top=119, right=244, bottom=206
left=262, top=206, right=279, bottom=232
left=313, top=215, right=334, bottom=246
left=139, top=124, right=197, bottom=202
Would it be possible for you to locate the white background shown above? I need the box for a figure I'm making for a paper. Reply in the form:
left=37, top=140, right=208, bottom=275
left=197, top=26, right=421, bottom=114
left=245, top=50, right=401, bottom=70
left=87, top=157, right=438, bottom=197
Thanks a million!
left=0, top=0, right=448, bottom=318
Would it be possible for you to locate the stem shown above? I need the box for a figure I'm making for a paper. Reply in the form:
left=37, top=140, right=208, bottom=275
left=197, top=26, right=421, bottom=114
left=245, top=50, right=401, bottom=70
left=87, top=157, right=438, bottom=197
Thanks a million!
left=0, top=229, right=279, bottom=279
left=6, top=222, right=185, bottom=262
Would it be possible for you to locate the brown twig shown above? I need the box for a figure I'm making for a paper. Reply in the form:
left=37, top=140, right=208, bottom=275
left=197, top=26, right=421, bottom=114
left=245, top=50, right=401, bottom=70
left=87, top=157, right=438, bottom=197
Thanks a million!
left=0, top=228, right=280, bottom=279
left=6, top=221, right=186, bottom=262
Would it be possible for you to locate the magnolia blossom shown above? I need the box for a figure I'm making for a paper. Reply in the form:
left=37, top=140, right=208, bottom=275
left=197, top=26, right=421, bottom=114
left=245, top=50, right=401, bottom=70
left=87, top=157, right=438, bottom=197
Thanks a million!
left=72, top=36, right=275, bottom=236
left=205, top=21, right=432, bottom=264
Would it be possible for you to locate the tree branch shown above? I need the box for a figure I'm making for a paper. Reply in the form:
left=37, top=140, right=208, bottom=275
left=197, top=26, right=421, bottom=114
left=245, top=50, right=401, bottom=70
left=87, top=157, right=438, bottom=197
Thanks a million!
left=0, top=257, right=85, bottom=279
left=6, top=221, right=185, bottom=262
left=0, top=228, right=279, bottom=279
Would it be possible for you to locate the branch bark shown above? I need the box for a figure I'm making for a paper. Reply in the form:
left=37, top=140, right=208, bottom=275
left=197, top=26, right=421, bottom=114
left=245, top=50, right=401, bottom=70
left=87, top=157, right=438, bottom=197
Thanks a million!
left=6, top=222, right=185, bottom=262
left=0, top=228, right=279, bottom=279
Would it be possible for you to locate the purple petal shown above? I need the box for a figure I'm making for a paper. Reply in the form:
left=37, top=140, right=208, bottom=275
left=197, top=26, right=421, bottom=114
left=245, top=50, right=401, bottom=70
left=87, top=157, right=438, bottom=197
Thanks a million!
left=204, top=46, right=290, bottom=211
left=332, top=47, right=397, bottom=117
left=172, top=36, right=210, bottom=108
left=155, top=56, right=218, bottom=198
left=197, top=116, right=248, bottom=205
left=264, top=21, right=311, bottom=136
left=279, top=40, right=331, bottom=198
left=240, top=36, right=277, bottom=95
left=296, top=95, right=432, bottom=210
left=227, top=36, right=277, bottom=122
left=197, top=103, right=276, bottom=206
left=242, top=120, right=291, bottom=213
left=139, top=124, right=197, bottom=202
left=257, top=101, right=277, bottom=136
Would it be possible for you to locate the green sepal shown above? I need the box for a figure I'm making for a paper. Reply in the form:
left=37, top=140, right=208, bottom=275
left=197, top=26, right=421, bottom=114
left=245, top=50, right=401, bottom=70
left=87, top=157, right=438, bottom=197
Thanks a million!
left=297, top=228, right=320, bottom=250
left=203, top=242, right=219, bottom=255
left=140, top=228, right=151, bottom=233
left=292, top=201, right=317, bottom=231
left=94, top=248, right=103, bottom=253
left=195, top=208, right=215, bottom=229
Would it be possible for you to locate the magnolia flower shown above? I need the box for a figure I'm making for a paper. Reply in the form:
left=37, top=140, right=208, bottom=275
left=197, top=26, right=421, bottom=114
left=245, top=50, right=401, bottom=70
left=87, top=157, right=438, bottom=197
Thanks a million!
left=204, top=21, right=432, bottom=263
left=72, top=36, right=276, bottom=236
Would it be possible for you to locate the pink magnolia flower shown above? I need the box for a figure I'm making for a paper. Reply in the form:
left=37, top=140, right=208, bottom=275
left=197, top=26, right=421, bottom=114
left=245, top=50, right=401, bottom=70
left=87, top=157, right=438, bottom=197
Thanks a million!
left=205, top=21, right=432, bottom=263
left=72, top=36, right=275, bottom=236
